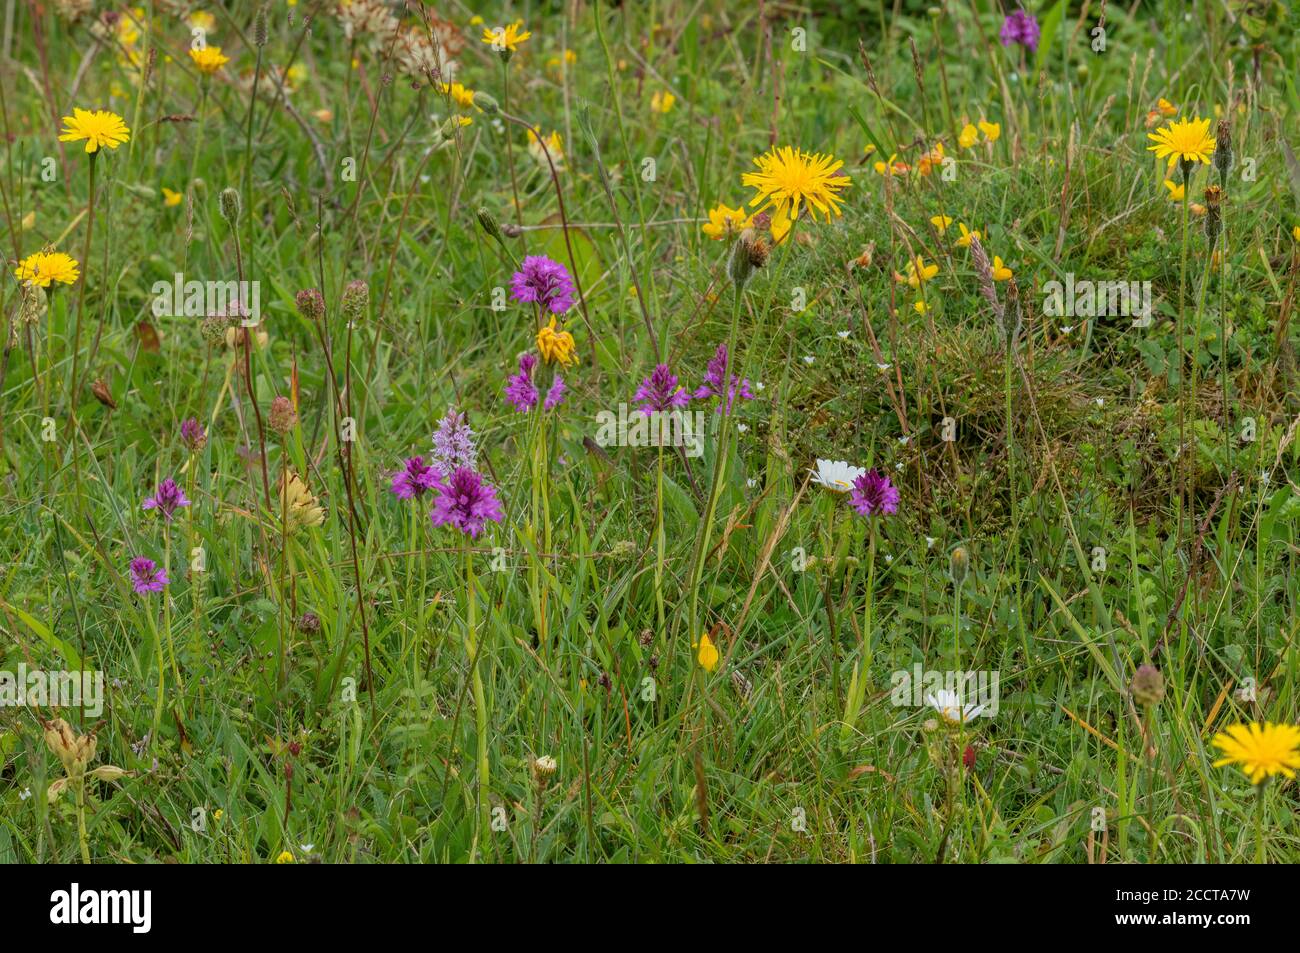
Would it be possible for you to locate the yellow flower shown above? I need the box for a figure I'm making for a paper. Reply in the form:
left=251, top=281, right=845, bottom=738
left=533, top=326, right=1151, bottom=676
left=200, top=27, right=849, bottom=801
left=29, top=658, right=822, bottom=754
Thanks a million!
left=469, top=15, right=483, bottom=26
left=694, top=633, right=720, bottom=673
left=913, top=299, right=928, bottom=315
left=286, top=63, right=308, bottom=89
left=917, top=142, right=945, bottom=177
left=863, top=143, right=877, bottom=156
left=275, top=850, right=295, bottom=864
left=701, top=203, right=754, bottom=240
left=563, top=49, right=577, bottom=65
left=213, top=808, right=224, bottom=821
left=58, top=108, right=131, bottom=154
left=162, top=187, right=183, bottom=207
left=1212, top=721, right=1300, bottom=785
left=953, top=223, right=980, bottom=248
left=1163, top=179, right=1185, bottom=201
left=1157, top=97, right=1177, bottom=116
left=742, top=146, right=852, bottom=241
left=978, top=121, right=1000, bottom=142
left=958, top=124, right=979, bottom=149
left=441, top=82, right=476, bottom=109
left=14, top=251, right=80, bottom=287
left=873, top=153, right=908, bottom=176
left=930, top=214, right=953, bottom=233
left=896, top=256, right=938, bottom=288
left=1190, top=203, right=1206, bottom=216
left=189, top=11, right=216, bottom=31
left=481, top=20, right=531, bottom=53
left=313, top=109, right=334, bottom=123
left=1292, top=225, right=1300, bottom=242
left=651, top=90, right=676, bottom=114
left=279, top=471, right=325, bottom=533
left=536, top=317, right=578, bottom=367
left=527, top=129, right=564, bottom=171
left=188, top=45, right=230, bottom=74
left=991, top=256, right=1012, bottom=281
left=1147, top=116, right=1215, bottom=171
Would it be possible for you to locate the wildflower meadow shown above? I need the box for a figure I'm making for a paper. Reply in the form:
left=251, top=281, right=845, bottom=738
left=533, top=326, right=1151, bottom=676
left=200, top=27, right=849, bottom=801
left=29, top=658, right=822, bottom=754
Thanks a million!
left=2, top=0, right=1300, bottom=878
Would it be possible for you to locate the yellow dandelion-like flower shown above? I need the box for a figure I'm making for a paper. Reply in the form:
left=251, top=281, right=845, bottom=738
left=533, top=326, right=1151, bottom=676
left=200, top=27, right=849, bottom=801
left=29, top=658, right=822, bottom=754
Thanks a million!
left=992, top=256, right=1012, bottom=281
left=694, top=633, right=720, bottom=673
left=1147, top=116, right=1215, bottom=171
left=536, top=317, right=578, bottom=367
left=14, top=251, right=80, bottom=287
left=701, top=203, right=754, bottom=241
left=441, top=82, right=476, bottom=109
left=188, top=45, right=230, bottom=74
left=1163, top=179, right=1185, bottom=201
left=1212, top=721, right=1300, bottom=785
left=958, top=124, right=979, bottom=149
left=481, top=20, right=531, bottom=53
left=978, top=121, right=1001, bottom=142
left=162, top=187, right=183, bottom=207
left=953, top=223, right=981, bottom=249
left=651, top=90, right=676, bottom=114
left=896, top=256, right=938, bottom=288
left=930, top=214, right=953, bottom=233
left=58, top=108, right=131, bottom=154
left=742, top=146, right=851, bottom=244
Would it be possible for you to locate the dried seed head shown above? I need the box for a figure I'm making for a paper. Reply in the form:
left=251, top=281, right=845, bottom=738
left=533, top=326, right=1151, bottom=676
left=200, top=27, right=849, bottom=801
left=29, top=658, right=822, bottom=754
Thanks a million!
left=296, top=611, right=321, bottom=634
left=219, top=187, right=241, bottom=224
left=201, top=312, right=234, bottom=345
left=1214, top=118, right=1233, bottom=179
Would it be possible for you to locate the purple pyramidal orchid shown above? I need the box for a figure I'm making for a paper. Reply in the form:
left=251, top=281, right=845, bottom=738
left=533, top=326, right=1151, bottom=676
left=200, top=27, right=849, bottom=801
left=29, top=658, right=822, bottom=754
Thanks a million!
left=429, top=467, right=504, bottom=538
left=510, top=255, right=576, bottom=315
left=634, top=363, right=691, bottom=416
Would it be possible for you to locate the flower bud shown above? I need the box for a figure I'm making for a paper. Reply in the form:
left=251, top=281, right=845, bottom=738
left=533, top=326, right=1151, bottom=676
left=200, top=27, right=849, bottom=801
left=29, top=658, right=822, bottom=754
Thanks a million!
left=341, top=279, right=369, bottom=324
left=295, top=288, right=325, bottom=322
left=473, top=90, right=500, bottom=115
left=949, top=545, right=970, bottom=586
left=269, top=395, right=298, bottom=434
left=1214, top=118, right=1233, bottom=180
left=219, top=187, right=241, bottom=225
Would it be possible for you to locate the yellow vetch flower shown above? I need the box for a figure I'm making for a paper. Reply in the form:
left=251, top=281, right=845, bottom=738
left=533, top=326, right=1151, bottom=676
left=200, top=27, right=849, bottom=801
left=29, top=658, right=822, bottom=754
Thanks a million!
left=1163, top=179, right=1185, bottom=201
left=958, top=124, right=979, bottom=149
left=481, top=20, right=530, bottom=52
left=14, top=251, right=80, bottom=287
left=536, top=317, right=578, bottom=367
left=873, top=153, right=909, bottom=177
left=978, top=121, right=1000, bottom=142
left=917, top=142, right=945, bottom=177
left=896, top=256, right=938, bottom=288
left=930, top=214, right=953, bottom=233
left=58, top=108, right=131, bottom=154
left=162, top=187, right=183, bottom=207
left=863, top=143, right=877, bottom=156
left=1157, top=97, right=1178, bottom=117
left=992, top=256, right=1012, bottom=281
left=650, top=90, right=676, bottom=114
left=913, top=299, right=928, bottom=315
left=742, top=146, right=852, bottom=239
left=188, top=45, right=230, bottom=74
left=701, top=203, right=754, bottom=240
left=275, top=850, right=295, bottom=864
left=695, top=633, right=720, bottom=672
left=1147, top=116, right=1215, bottom=171
left=213, top=808, right=224, bottom=821
left=1212, top=721, right=1300, bottom=785
left=953, top=223, right=980, bottom=248
left=441, top=82, right=476, bottom=109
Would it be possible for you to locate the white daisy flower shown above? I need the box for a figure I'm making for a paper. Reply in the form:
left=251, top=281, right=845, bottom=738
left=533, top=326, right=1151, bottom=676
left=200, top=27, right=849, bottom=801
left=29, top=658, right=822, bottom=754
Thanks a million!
left=837, top=330, right=851, bottom=339
left=811, top=459, right=865, bottom=492
left=803, top=355, right=815, bottom=365
left=926, top=689, right=987, bottom=724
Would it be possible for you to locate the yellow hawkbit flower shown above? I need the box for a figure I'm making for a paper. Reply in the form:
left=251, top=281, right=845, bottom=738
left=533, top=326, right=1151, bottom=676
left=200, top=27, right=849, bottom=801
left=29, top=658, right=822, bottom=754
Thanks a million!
left=441, top=82, right=476, bottom=109
left=1212, top=721, right=1300, bottom=785
left=958, top=124, right=979, bottom=149
left=1157, top=97, right=1178, bottom=116
left=58, top=108, right=131, bottom=154
left=279, top=471, right=325, bottom=533
left=930, top=214, right=953, bottom=233
left=481, top=20, right=531, bottom=53
left=650, top=90, right=676, bottom=114
left=1163, top=179, right=1185, bottom=201
left=14, top=251, right=80, bottom=287
left=536, top=317, right=578, bottom=367
left=701, top=203, right=754, bottom=240
left=896, top=256, right=938, bottom=288
left=742, top=146, right=852, bottom=242
left=188, top=45, right=230, bottom=74
left=873, top=153, right=908, bottom=176
left=162, top=187, right=183, bottom=207
left=694, top=633, right=720, bottom=672
left=953, top=223, right=980, bottom=248
left=978, top=121, right=1001, bottom=142
left=1147, top=116, right=1215, bottom=171
left=992, top=256, right=1012, bottom=281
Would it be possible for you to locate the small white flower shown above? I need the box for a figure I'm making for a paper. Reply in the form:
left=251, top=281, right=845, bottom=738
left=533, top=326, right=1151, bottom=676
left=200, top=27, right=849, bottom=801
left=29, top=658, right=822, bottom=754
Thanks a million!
left=837, top=330, right=851, bottom=339
left=811, top=458, right=866, bottom=492
left=876, top=362, right=892, bottom=372
left=18, top=787, right=31, bottom=801
left=1094, top=397, right=1104, bottom=407
left=746, top=478, right=758, bottom=489
left=736, top=423, right=749, bottom=434
left=895, top=462, right=904, bottom=471
left=1061, top=325, right=1075, bottom=334
left=926, top=689, right=987, bottom=724
left=884, top=554, right=893, bottom=564
left=1260, top=469, right=1271, bottom=485
left=300, top=843, right=315, bottom=853
left=898, top=435, right=910, bottom=445
left=755, top=381, right=765, bottom=391
left=925, top=536, right=937, bottom=549
left=803, top=355, right=815, bottom=365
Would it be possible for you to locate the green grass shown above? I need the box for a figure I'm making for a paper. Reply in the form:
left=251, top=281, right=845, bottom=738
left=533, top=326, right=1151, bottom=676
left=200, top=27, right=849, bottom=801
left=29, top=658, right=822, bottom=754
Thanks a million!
left=0, top=0, right=1298, bottom=863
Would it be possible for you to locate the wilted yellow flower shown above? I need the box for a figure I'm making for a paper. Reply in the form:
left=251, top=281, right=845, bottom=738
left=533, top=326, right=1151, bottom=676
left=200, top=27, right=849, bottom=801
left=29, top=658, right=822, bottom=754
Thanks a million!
left=481, top=20, right=530, bottom=53
left=958, top=124, right=979, bottom=149
left=651, top=90, right=676, bottom=114
left=527, top=129, right=564, bottom=171
left=1163, top=179, right=1185, bottom=201
left=991, top=256, right=1012, bottom=281
left=917, top=142, right=945, bottom=176
left=279, top=470, right=325, bottom=533
left=42, top=718, right=129, bottom=803
left=58, top=108, right=131, bottom=153
left=873, top=153, right=909, bottom=177
left=162, top=187, right=183, bottom=206
left=1292, top=225, right=1299, bottom=242
left=14, top=251, right=80, bottom=287
left=695, top=633, right=720, bottom=672
left=978, top=121, right=1001, bottom=142
left=1212, top=721, right=1300, bottom=784
left=1157, top=97, right=1178, bottom=117
left=188, top=45, right=230, bottom=74
left=701, top=203, right=754, bottom=240
left=536, top=317, right=578, bottom=367
left=1148, top=116, right=1215, bottom=171
left=313, top=109, right=334, bottom=122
